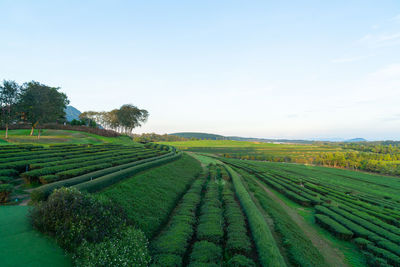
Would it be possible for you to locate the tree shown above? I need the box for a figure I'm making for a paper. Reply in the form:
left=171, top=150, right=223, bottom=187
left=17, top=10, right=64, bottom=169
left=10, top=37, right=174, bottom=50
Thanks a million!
left=18, top=81, right=69, bottom=138
left=0, top=80, right=21, bottom=139
left=103, top=109, right=120, bottom=131
left=79, top=111, right=100, bottom=127
left=116, top=104, right=149, bottom=134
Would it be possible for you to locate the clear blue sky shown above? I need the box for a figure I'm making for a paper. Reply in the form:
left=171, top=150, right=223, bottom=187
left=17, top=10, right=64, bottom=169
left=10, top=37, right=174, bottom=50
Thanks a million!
left=1, top=1, right=399, bottom=140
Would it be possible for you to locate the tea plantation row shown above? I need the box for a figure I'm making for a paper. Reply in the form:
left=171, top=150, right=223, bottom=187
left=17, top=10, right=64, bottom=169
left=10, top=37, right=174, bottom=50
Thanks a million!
left=220, top=157, right=400, bottom=266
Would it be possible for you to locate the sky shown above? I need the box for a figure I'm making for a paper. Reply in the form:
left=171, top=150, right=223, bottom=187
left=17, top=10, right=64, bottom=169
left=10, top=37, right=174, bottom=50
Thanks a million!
left=1, top=1, right=400, bottom=140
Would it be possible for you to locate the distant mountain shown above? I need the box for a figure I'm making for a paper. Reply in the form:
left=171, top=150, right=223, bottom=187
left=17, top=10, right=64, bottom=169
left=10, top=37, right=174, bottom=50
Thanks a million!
left=169, top=132, right=313, bottom=144
left=313, top=137, right=368, bottom=142
left=169, top=132, right=367, bottom=144
left=65, top=106, right=81, bottom=122
left=171, top=132, right=226, bottom=140
left=344, top=138, right=367, bottom=142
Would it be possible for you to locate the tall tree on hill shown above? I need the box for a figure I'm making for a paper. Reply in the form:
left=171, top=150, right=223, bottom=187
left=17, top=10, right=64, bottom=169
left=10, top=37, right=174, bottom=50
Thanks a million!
left=19, top=81, right=69, bottom=138
left=117, top=104, right=149, bottom=134
left=105, top=109, right=120, bottom=131
left=0, top=80, right=21, bottom=139
left=79, top=111, right=99, bottom=127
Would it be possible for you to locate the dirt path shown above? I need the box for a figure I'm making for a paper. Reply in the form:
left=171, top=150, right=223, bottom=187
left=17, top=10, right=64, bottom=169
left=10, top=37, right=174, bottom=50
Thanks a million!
left=251, top=176, right=349, bottom=267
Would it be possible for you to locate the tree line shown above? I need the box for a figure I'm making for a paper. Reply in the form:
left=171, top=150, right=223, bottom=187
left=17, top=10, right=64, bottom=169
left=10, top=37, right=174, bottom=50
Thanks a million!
left=78, top=104, right=149, bottom=135
left=0, top=80, right=149, bottom=138
left=0, top=80, right=69, bottom=138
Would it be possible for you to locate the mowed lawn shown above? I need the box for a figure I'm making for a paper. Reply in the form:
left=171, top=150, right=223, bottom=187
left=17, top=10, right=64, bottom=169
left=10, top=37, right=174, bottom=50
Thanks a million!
left=0, top=206, right=71, bottom=267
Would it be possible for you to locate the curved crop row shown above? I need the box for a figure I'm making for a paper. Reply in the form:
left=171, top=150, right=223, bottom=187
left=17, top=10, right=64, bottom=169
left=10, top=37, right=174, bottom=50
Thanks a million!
left=225, top=165, right=286, bottom=267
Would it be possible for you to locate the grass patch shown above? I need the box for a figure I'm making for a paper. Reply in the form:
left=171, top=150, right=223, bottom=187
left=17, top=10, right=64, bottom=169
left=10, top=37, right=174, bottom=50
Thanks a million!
left=98, top=153, right=202, bottom=238
left=0, top=129, right=137, bottom=146
left=0, top=206, right=72, bottom=267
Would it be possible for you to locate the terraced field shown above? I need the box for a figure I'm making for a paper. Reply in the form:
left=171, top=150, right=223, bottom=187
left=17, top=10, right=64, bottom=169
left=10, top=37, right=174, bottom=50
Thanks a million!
left=1, top=134, right=399, bottom=266
left=0, top=142, right=177, bottom=204
left=220, top=157, right=400, bottom=266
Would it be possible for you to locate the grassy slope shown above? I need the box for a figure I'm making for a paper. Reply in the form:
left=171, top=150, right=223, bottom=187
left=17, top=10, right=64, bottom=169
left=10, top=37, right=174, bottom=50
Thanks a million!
left=0, top=129, right=136, bottom=145
left=0, top=206, right=71, bottom=267
left=98, top=153, right=202, bottom=238
left=263, top=184, right=367, bottom=267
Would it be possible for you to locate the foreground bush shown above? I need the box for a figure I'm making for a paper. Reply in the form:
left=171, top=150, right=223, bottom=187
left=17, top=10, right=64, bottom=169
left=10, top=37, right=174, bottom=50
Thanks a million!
left=74, top=227, right=150, bottom=267
left=29, top=187, right=127, bottom=251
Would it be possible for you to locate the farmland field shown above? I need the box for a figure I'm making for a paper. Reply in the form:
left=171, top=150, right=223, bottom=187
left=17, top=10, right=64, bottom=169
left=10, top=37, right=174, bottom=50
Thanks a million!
left=1, top=132, right=399, bottom=266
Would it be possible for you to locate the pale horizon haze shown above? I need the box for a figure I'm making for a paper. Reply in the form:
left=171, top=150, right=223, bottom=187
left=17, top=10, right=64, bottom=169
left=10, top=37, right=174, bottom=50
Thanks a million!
left=1, top=1, right=400, bottom=140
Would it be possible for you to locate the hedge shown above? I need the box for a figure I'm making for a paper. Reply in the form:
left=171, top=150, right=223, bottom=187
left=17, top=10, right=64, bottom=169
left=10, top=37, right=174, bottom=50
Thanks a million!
left=189, top=241, right=223, bottom=265
left=365, top=244, right=400, bottom=266
left=328, top=205, right=400, bottom=245
left=0, top=184, right=13, bottom=202
left=227, top=254, right=256, bottom=267
left=226, top=165, right=286, bottom=267
left=73, top=152, right=182, bottom=193
left=314, top=214, right=353, bottom=240
left=0, top=169, right=19, bottom=177
left=196, top=181, right=224, bottom=244
left=222, top=182, right=252, bottom=257
left=31, top=152, right=176, bottom=201
left=151, top=178, right=204, bottom=258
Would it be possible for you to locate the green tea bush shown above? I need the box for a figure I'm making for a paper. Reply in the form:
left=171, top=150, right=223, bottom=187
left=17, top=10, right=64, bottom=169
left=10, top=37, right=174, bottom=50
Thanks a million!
left=150, top=254, right=182, bottom=267
left=74, top=227, right=150, bottom=267
left=189, top=241, right=222, bottom=265
left=75, top=153, right=181, bottom=193
left=151, top=178, right=204, bottom=257
left=366, top=244, right=400, bottom=266
left=226, top=165, right=286, bottom=267
left=328, top=205, right=400, bottom=244
left=29, top=187, right=127, bottom=251
left=99, top=153, right=201, bottom=237
left=227, top=254, right=256, bottom=267
left=31, top=152, right=173, bottom=201
left=222, top=183, right=252, bottom=257
left=314, top=214, right=353, bottom=240
left=0, top=169, right=18, bottom=177
left=0, top=176, right=12, bottom=184
left=196, top=182, right=224, bottom=244
left=0, top=184, right=13, bottom=202
left=353, top=238, right=372, bottom=249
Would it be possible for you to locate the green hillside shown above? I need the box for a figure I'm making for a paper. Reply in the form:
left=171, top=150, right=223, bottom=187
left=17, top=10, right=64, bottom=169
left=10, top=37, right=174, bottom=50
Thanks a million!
left=170, top=132, right=226, bottom=140
left=0, top=129, right=135, bottom=145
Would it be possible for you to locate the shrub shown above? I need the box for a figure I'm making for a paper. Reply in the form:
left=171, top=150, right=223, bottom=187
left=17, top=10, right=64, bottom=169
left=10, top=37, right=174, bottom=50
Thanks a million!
left=99, top=153, right=201, bottom=238
left=0, top=176, right=12, bottom=184
left=223, top=183, right=252, bottom=257
left=29, top=187, right=127, bottom=251
left=314, top=214, right=353, bottom=240
left=31, top=152, right=174, bottom=202
left=74, top=153, right=182, bottom=193
left=39, top=175, right=59, bottom=184
left=74, top=227, right=150, bottom=267
left=353, top=238, right=373, bottom=249
left=189, top=241, right=222, bottom=264
left=0, top=184, right=13, bottom=202
left=151, top=178, right=204, bottom=256
left=0, top=169, right=18, bottom=177
left=366, top=244, right=400, bottom=266
left=226, top=165, right=286, bottom=267
left=150, top=254, right=182, bottom=267
left=196, top=182, right=224, bottom=244
left=227, top=254, right=256, bottom=267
